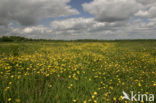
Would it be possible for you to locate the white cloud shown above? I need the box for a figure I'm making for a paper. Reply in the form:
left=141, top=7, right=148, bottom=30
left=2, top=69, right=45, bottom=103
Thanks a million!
left=82, top=0, right=142, bottom=22
left=148, top=6, right=156, bottom=18
left=135, top=10, right=149, bottom=17
left=3, top=17, right=155, bottom=40
left=51, top=18, right=95, bottom=31
left=23, top=28, right=33, bottom=33
left=0, top=0, right=79, bottom=26
left=136, top=0, right=156, bottom=5
left=82, top=0, right=156, bottom=22
left=0, top=0, right=156, bottom=40
left=135, top=2, right=156, bottom=18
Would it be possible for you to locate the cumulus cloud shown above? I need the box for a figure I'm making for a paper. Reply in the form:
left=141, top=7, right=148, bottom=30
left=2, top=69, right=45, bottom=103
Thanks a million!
left=0, top=0, right=79, bottom=26
left=0, top=26, right=11, bottom=36
left=148, top=6, right=156, bottom=18
left=82, top=0, right=142, bottom=22
left=136, top=0, right=156, bottom=5
left=51, top=18, right=95, bottom=32
left=135, top=10, right=149, bottom=17
left=50, top=18, right=127, bottom=36
left=0, top=0, right=156, bottom=40
left=3, top=17, right=155, bottom=40
left=50, top=18, right=156, bottom=39
left=135, top=2, right=156, bottom=18
left=82, top=0, right=156, bottom=22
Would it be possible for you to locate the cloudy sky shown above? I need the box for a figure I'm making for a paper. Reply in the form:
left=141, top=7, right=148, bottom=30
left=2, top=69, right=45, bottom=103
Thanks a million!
left=0, top=0, right=156, bottom=40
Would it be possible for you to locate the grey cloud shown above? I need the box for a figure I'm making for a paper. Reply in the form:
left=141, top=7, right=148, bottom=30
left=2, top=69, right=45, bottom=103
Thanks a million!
left=82, top=0, right=156, bottom=22
left=0, top=26, right=10, bottom=36
left=0, top=0, right=156, bottom=40
left=82, top=0, right=142, bottom=22
left=0, top=0, right=79, bottom=26
left=136, top=0, right=156, bottom=5
left=135, top=3, right=156, bottom=18
left=3, top=17, right=155, bottom=40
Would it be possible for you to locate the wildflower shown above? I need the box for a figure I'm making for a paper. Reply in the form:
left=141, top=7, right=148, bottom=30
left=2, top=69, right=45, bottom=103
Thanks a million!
left=92, top=95, right=95, bottom=99
left=138, top=82, right=142, bottom=87
left=93, top=92, right=97, bottom=95
left=68, top=75, right=71, bottom=78
left=26, top=68, right=30, bottom=70
left=110, top=86, right=113, bottom=90
left=77, top=71, right=80, bottom=74
left=18, top=75, right=21, bottom=79
left=94, top=100, right=97, bottom=103
left=113, top=97, right=116, bottom=101
left=49, top=85, right=52, bottom=88
left=122, top=82, right=125, bottom=85
left=98, top=88, right=101, bottom=90
left=4, top=87, right=10, bottom=91
left=83, top=100, right=87, bottom=103
left=119, top=96, right=123, bottom=100
left=8, top=98, right=11, bottom=102
left=11, top=75, right=14, bottom=78
left=72, top=99, right=77, bottom=102
left=15, top=99, right=20, bottom=102
left=106, top=99, right=110, bottom=101
left=70, top=84, right=73, bottom=87
left=9, top=82, right=12, bottom=85
left=88, top=99, right=92, bottom=102
left=46, top=74, right=49, bottom=77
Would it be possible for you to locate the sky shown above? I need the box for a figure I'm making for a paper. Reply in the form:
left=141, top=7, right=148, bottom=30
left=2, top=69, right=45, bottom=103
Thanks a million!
left=0, top=0, right=156, bottom=40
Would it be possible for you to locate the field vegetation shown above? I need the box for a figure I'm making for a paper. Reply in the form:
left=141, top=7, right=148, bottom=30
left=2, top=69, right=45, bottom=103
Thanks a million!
left=0, top=38, right=156, bottom=103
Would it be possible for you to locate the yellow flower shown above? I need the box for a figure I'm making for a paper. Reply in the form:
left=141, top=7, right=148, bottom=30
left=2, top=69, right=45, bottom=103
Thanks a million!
left=4, top=87, right=10, bottom=91
left=110, top=86, right=113, bottom=90
left=146, top=92, right=149, bottom=94
left=94, top=100, right=97, bottom=103
left=93, top=92, right=97, bottom=95
left=72, top=99, right=77, bottom=102
left=18, top=75, right=21, bottom=79
left=77, top=71, right=80, bottom=74
left=119, top=96, right=123, bottom=100
left=46, top=74, right=49, bottom=77
left=113, top=97, right=116, bottom=101
left=106, top=99, right=110, bottom=101
left=138, top=82, right=142, bottom=87
left=8, top=98, right=11, bottom=102
left=11, top=75, right=14, bottom=78
left=49, top=85, right=52, bottom=88
left=88, top=99, right=92, bottom=102
left=122, top=82, right=125, bottom=85
left=15, top=99, right=20, bottom=102
left=83, top=100, right=87, bottom=103
left=68, top=75, right=71, bottom=78
left=92, top=95, right=95, bottom=99
left=9, top=82, right=12, bottom=85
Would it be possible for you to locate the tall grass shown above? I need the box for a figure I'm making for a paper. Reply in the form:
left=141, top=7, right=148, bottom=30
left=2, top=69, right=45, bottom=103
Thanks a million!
left=0, top=41, right=156, bottom=103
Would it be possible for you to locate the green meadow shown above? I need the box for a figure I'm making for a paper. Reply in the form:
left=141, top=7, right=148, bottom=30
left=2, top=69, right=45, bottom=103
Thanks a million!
left=0, top=40, right=156, bottom=103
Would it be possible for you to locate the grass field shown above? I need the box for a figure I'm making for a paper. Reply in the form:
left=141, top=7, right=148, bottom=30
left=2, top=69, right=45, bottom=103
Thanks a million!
left=0, top=41, right=156, bottom=103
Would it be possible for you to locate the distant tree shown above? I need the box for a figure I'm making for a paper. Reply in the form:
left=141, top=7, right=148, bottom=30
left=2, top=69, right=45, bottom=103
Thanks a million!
left=9, top=36, right=27, bottom=42
left=1, top=36, right=13, bottom=42
left=0, top=36, right=29, bottom=42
